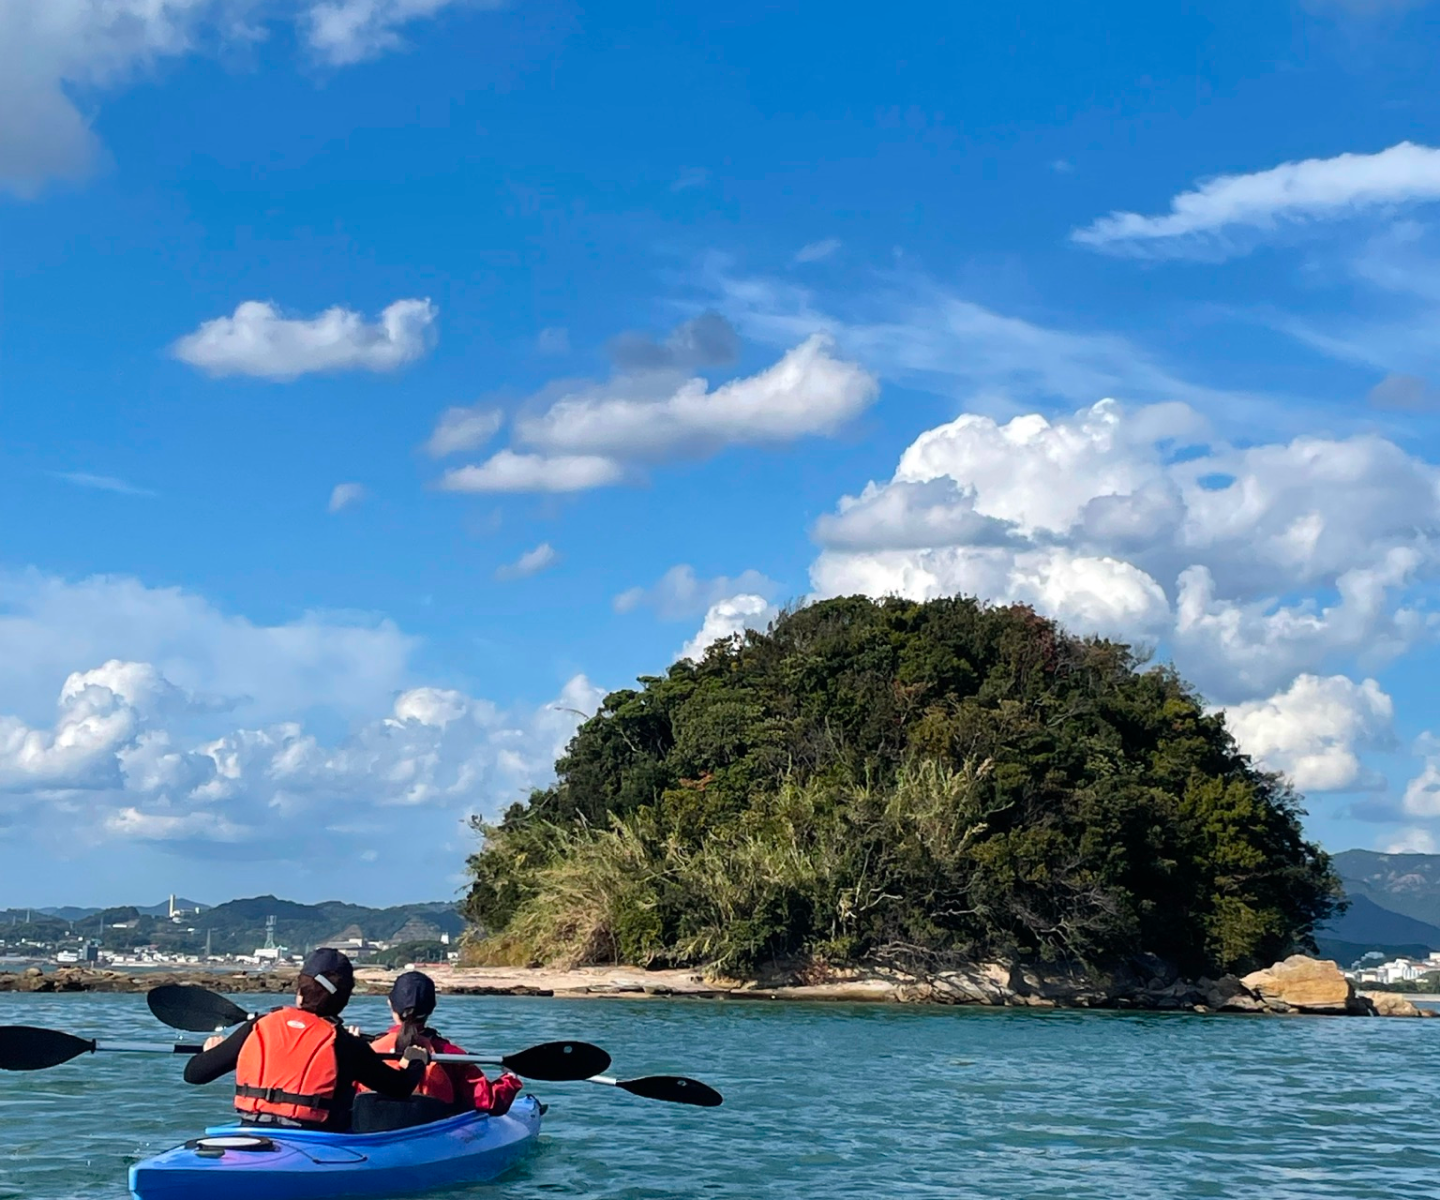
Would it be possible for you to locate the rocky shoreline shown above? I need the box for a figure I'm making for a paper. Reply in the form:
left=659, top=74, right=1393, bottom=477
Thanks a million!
left=0, top=954, right=1433, bottom=1017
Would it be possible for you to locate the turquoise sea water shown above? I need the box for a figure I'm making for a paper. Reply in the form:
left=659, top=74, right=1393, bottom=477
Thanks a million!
left=2, top=992, right=1439, bottom=1199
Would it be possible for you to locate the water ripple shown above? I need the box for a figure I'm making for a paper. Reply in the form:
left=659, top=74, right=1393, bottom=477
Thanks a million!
left=1, top=994, right=1436, bottom=1198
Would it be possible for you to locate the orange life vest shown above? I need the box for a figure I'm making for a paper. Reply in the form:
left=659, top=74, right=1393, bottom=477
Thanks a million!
left=363, top=1027, right=455, bottom=1106
left=234, top=1009, right=340, bottom=1125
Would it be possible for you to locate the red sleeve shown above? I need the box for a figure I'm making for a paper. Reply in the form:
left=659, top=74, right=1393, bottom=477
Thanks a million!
left=432, top=1037, right=522, bottom=1115
left=488, top=1072, right=523, bottom=1116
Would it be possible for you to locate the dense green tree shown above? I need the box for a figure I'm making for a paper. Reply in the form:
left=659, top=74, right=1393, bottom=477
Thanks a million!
left=464, top=596, right=1340, bottom=978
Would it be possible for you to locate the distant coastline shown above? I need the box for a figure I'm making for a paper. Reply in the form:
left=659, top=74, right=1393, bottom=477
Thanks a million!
left=3, top=957, right=1437, bottom=1017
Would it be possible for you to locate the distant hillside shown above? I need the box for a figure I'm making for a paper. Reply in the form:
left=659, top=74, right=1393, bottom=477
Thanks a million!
left=4, top=895, right=465, bottom=957
left=1333, top=850, right=1440, bottom=928
left=1317, top=893, right=1440, bottom=950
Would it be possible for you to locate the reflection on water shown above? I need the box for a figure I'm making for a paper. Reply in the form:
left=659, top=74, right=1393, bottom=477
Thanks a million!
left=2, top=992, right=1438, bottom=1199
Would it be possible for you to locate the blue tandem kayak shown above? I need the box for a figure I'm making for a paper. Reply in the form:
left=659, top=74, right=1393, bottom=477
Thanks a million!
left=128, top=1096, right=542, bottom=1200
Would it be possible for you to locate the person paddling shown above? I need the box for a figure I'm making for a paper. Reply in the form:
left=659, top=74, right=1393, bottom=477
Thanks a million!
left=364, top=971, right=523, bottom=1117
left=182, top=949, right=429, bottom=1132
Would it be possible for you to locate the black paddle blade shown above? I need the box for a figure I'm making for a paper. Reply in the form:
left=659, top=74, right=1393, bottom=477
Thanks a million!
left=147, top=984, right=252, bottom=1032
left=0, top=1026, right=95, bottom=1071
left=501, top=1040, right=611, bottom=1081
left=618, top=1075, right=724, bottom=1107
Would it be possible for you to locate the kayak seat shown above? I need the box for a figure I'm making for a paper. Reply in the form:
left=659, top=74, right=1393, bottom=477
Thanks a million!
left=350, top=1094, right=459, bottom=1134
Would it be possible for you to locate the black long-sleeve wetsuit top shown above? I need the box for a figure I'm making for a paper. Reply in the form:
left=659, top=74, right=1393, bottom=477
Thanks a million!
left=183, top=1014, right=424, bottom=1131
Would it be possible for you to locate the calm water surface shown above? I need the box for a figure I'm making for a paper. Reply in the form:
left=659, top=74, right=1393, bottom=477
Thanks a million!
left=1, top=993, right=1437, bottom=1199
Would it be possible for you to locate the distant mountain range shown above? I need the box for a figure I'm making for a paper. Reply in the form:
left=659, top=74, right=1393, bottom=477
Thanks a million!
left=35, top=899, right=210, bottom=922
left=4, top=894, right=465, bottom=956
left=11, top=849, right=1440, bottom=967
left=1315, top=850, right=1440, bottom=964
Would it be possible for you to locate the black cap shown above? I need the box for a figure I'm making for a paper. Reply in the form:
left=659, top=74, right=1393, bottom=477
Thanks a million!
left=390, top=970, right=437, bottom=1019
left=301, top=948, right=355, bottom=994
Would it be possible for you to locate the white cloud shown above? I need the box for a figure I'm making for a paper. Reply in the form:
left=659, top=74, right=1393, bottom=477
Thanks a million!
left=438, top=333, right=878, bottom=494
left=303, top=0, right=501, bottom=66
left=705, top=263, right=1264, bottom=420
left=53, top=472, right=156, bottom=497
left=0, top=657, right=604, bottom=850
left=438, top=450, right=626, bottom=494
left=172, top=298, right=436, bottom=380
left=1384, top=827, right=1439, bottom=854
left=1073, top=142, right=1440, bottom=256
left=426, top=405, right=504, bottom=458
left=614, top=564, right=780, bottom=619
left=0, top=569, right=417, bottom=729
left=1403, top=734, right=1440, bottom=817
left=679, top=595, right=778, bottom=663
left=515, top=335, right=878, bottom=463
left=328, top=482, right=367, bottom=513
left=0, top=1, right=496, bottom=197
left=0, top=0, right=247, bottom=196
left=793, top=238, right=841, bottom=264
left=808, top=398, right=1440, bottom=704
left=1223, top=674, right=1394, bottom=792
left=495, top=542, right=559, bottom=581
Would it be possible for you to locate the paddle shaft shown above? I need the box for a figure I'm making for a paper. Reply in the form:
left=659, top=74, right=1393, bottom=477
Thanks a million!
left=95, top=1041, right=205, bottom=1056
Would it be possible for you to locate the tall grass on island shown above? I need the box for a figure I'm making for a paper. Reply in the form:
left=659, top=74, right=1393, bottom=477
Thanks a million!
left=464, top=596, right=1341, bottom=980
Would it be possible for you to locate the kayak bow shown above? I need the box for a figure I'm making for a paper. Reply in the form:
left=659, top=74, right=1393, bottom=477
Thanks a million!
left=128, top=1097, right=542, bottom=1200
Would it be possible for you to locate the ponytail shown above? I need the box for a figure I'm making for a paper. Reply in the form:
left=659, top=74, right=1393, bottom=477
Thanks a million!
left=394, top=1013, right=430, bottom=1055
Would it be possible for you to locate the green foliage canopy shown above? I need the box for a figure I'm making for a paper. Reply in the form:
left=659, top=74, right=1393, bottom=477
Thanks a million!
left=464, top=596, right=1340, bottom=978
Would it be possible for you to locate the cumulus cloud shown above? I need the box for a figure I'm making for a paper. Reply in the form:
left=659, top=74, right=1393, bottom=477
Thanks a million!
left=328, top=482, right=366, bottom=513
left=440, top=333, right=878, bottom=494
left=0, top=569, right=417, bottom=729
left=1073, top=142, right=1440, bottom=256
left=172, top=298, right=436, bottom=380
left=1384, top=827, right=1439, bottom=854
left=809, top=398, right=1440, bottom=702
left=793, top=238, right=842, bottom=264
left=1403, top=734, right=1440, bottom=817
left=515, top=335, right=877, bottom=463
left=0, top=659, right=604, bottom=851
left=304, top=0, right=500, bottom=66
left=1223, top=675, right=1394, bottom=792
left=426, top=405, right=504, bottom=458
left=495, top=542, right=559, bottom=581
left=438, top=451, right=626, bottom=493
left=679, top=595, right=778, bottom=663
left=614, top=564, right=780, bottom=619
left=0, top=1, right=499, bottom=196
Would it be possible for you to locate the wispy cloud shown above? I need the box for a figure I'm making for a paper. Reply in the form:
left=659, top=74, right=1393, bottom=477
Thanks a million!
left=1073, top=142, right=1440, bottom=258
left=426, top=405, right=504, bottom=458
left=328, top=482, right=367, bottom=513
left=53, top=472, right=156, bottom=498
left=793, top=238, right=841, bottom=264
left=495, top=542, right=560, bottom=581
left=304, top=0, right=506, bottom=68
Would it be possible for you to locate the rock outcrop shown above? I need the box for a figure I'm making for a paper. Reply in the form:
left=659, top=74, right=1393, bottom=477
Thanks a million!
left=1358, top=990, right=1426, bottom=1018
left=1239, top=955, right=1361, bottom=1015
left=0, top=955, right=1433, bottom=1017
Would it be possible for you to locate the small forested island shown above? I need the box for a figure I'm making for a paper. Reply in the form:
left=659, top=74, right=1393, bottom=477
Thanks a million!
left=463, top=595, right=1344, bottom=1005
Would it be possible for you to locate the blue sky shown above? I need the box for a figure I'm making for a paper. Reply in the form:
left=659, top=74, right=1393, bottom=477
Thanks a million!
left=4, top=0, right=1440, bottom=906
